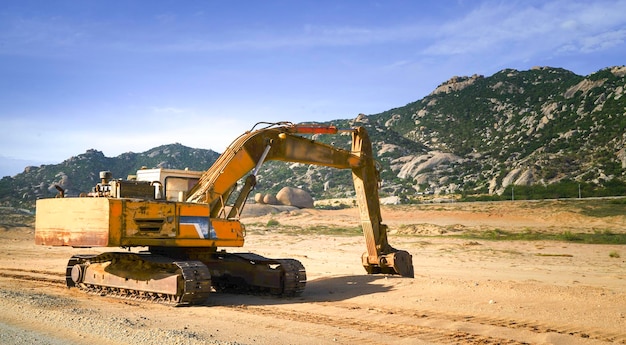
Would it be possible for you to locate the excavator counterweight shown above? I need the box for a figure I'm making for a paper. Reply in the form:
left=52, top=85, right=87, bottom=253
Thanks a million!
left=35, top=121, right=414, bottom=305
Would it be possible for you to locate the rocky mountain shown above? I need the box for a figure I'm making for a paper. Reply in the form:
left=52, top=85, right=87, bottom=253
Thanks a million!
left=370, top=66, right=626, bottom=198
left=0, top=144, right=220, bottom=208
left=2, top=66, right=625, bottom=209
left=255, top=66, right=626, bottom=202
left=254, top=66, right=626, bottom=202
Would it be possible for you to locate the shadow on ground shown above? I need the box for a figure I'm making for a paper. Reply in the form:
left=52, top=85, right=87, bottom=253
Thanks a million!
left=202, top=274, right=399, bottom=307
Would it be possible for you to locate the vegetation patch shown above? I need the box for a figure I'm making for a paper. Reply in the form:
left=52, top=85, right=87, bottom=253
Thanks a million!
left=396, top=223, right=465, bottom=235
left=0, top=207, right=35, bottom=229
left=314, top=203, right=352, bottom=210
left=451, top=229, right=626, bottom=244
left=578, top=199, right=626, bottom=217
left=266, top=219, right=280, bottom=227
left=461, top=182, right=626, bottom=202
left=244, top=221, right=362, bottom=236
left=280, top=225, right=362, bottom=236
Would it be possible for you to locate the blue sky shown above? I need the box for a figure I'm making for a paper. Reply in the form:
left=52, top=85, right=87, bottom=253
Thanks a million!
left=1, top=0, right=625, bottom=177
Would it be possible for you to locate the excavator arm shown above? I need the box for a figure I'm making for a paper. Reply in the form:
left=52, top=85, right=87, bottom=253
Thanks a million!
left=186, top=122, right=414, bottom=278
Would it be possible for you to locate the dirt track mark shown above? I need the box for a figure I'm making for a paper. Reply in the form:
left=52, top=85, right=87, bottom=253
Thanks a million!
left=0, top=271, right=65, bottom=286
left=319, top=301, right=626, bottom=344
left=1, top=267, right=65, bottom=277
left=4, top=267, right=623, bottom=344
left=227, top=304, right=528, bottom=345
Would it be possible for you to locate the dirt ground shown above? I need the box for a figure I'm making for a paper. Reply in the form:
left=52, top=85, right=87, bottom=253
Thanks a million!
left=0, top=200, right=624, bottom=345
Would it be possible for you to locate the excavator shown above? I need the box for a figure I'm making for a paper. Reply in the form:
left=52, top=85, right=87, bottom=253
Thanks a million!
left=35, top=121, right=414, bottom=305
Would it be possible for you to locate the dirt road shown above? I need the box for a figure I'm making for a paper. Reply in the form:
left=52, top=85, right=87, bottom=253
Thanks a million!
left=0, top=201, right=624, bottom=344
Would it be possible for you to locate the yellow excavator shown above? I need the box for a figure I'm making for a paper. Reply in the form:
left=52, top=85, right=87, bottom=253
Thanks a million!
left=35, top=121, right=414, bottom=305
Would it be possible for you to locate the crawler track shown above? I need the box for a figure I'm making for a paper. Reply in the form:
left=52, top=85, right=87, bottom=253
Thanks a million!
left=275, top=259, right=307, bottom=297
left=175, top=250, right=308, bottom=298
left=63, top=252, right=307, bottom=305
left=66, top=253, right=212, bottom=306
left=211, top=257, right=306, bottom=297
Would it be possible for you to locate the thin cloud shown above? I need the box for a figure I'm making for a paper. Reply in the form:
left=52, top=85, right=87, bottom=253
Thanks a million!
left=578, top=29, right=626, bottom=53
left=154, top=24, right=428, bottom=53
left=1, top=0, right=624, bottom=175
left=151, top=106, right=188, bottom=114
left=1, top=10, right=429, bottom=55
left=2, top=1, right=624, bottom=58
left=0, top=15, right=90, bottom=56
left=422, top=0, right=626, bottom=57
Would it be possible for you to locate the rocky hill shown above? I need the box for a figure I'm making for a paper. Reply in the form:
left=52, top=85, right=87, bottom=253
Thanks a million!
left=0, top=144, right=220, bottom=208
left=370, top=66, right=626, bottom=198
left=1, top=66, right=625, bottom=209
left=257, top=66, right=626, bottom=202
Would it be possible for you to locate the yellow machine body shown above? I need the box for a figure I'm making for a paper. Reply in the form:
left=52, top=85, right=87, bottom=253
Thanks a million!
left=34, top=122, right=413, bottom=305
left=35, top=198, right=244, bottom=248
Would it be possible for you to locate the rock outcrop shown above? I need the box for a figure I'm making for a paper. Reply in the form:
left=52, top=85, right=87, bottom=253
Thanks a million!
left=255, top=188, right=314, bottom=209
left=276, top=187, right=314, bottom=208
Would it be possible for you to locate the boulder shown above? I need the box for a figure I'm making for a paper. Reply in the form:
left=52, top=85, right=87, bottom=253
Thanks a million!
left=263, top=194, right=279, bottom=205
left=276, top=187, right=314, bottom=208
left=254, top=193, right=264, bottom=204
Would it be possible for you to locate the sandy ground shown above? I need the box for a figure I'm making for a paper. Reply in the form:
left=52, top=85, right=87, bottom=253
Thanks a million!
left=0, top=200, right=624, bottom=345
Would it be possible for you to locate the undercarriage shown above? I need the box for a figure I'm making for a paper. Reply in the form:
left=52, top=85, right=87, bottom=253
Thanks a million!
left=66, top=248, right=306, bottom=306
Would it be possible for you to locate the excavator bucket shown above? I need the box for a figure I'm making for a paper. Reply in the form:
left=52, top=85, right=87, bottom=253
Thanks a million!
left=386, top=250, right=414, bottom=278
left=362, top=250, right=414, bottom=278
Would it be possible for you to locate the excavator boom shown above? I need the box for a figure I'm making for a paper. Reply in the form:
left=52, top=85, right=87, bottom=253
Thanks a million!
left=187, top=122, right=414, bottom=277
